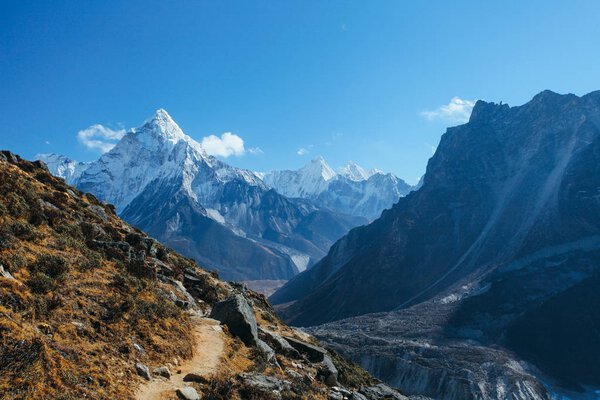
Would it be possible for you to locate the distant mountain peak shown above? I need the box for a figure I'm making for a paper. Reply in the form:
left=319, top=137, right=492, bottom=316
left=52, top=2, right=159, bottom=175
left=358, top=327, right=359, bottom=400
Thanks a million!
left=36, top=152, right=90, bottom=185
left=339, top=161, right=370, bottom=181
left=137, top=108, right=187, bottom=147
left=303, top=156, right=337, bottom=181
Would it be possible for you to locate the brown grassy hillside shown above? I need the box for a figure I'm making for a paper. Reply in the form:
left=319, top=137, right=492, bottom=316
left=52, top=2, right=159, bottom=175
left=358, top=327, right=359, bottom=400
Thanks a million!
left=0, top=152, right=398, bottom=400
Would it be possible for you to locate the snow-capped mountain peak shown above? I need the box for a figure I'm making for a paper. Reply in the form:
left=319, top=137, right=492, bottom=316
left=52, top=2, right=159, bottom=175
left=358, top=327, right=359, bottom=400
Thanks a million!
left=36, top=153, right=90, bottom=185
left=303, top=156, right=337, bottom=181
left=132, top=108, right=190, bottom=152
left=264, top=156, right=414, bottom=219
left=339, top=161, right=371, bottom=181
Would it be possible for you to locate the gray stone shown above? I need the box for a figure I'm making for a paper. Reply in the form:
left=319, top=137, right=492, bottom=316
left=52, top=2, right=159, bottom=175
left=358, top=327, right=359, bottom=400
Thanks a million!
left=135, top=362, right=151, bottom=380
left=176, top=386, right=201, bottom=400
left=257, top=338, right=276, bottom=363
left=88, top=205, right=109, bottom=221
left=283, top=336, right=328, bottom=363
left=319, top=354, right=338, bottom=387
left=0, top=264, right=14, bottom=280
left=183, top=372, right=209, bottom=384
left=153, top=366, right=171, bottom=379
left=239, top=373, right=291, bottom=392
left=359, top=383, right=407, bottom=400
left=133, top=343, right=145, bottom=354
left=350, top=392, right=369, bottom=400
left=259, top=328, right=301, bottom=358
left=209, top=294, right=258, bottom=346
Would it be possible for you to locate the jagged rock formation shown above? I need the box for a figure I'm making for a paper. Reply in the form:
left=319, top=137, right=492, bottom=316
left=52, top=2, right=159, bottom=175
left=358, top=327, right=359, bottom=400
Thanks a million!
left=264, top=156, right=414, bottom=220
left=273, top=90, right=600, bottom=398
left=0, top=151, right=405, bottom=400
left=40, top=110, right=365, bottom=281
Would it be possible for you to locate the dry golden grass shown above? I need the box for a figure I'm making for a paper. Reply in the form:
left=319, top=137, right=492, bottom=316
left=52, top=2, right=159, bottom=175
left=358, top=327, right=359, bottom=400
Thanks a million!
left=0, top=159, right=196, bottom=400
left=0, top=154, right=382, bottom=400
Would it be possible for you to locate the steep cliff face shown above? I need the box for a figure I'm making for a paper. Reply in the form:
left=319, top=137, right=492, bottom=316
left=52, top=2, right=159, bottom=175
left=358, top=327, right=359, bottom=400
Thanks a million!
left=273, top=90, right=600, bottom=324
left=273, top=90, right=600, bottom=396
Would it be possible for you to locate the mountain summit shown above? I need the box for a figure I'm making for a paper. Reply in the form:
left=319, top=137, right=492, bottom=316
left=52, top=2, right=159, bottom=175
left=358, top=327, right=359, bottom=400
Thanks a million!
left=41, top=111, right=364, bottom=281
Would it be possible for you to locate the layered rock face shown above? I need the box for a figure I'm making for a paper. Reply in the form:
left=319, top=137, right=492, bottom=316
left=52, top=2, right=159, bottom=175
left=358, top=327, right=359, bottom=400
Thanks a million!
left=273, top=90, right=600, bottom=398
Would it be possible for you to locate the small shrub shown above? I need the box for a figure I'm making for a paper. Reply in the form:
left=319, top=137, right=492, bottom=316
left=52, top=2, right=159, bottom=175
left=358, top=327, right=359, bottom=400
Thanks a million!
left=27, top=272, right=55, bottom=294
left=33, top=295, right=49, bottom=317
left=203, top=377, right=236, bottom=400
left=6, top=192, right=29, bottom=218
left=9, top=221, right=37, bottom=241
left=126, top=259, right=155, bottom=279
left=0, top=225, right=15, bottom=249
left=0, top=251, right=27, bottom=272
left=130, top=298, right=181, bottom=323
left=30, top=254, right=69, bottom=279
left=79, top=250, right=102, bottom=271
left=112, top=271, right=144, bottom=294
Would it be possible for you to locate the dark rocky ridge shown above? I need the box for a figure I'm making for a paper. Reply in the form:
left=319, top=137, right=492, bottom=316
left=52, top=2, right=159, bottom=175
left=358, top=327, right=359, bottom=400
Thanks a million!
left=272, top=90, right=600, bottom=396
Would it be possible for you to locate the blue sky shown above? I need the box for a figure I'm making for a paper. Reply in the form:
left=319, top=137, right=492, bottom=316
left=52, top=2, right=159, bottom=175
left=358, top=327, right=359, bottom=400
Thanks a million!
left=1, top=1, right=600, bottom=183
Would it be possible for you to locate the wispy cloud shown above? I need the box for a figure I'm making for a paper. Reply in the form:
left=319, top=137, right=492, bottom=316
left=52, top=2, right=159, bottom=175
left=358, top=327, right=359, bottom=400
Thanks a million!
left=297, top=147, right=309, bottom=156
left=248, top=147, right=264, bottom=155
left=201, top=132, right=247, bottom=158
left=77, top=124, right=125, bottom=153
left=421, top=97, right=476, bottom=124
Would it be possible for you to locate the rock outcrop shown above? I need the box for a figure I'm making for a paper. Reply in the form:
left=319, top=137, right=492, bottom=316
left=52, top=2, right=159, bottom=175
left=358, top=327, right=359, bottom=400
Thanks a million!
left=209, top=294, right=258, bottom=346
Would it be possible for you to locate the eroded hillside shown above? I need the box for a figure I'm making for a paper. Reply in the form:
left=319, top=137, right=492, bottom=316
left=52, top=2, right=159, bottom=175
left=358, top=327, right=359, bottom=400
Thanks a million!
left=0, top=151, right=404, bottom=400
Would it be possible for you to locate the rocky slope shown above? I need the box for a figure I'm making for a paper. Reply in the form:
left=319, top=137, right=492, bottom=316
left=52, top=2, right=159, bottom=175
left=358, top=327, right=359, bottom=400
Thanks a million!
left=40, top=110, right=365, bottom=281
left=0, top=151, right=405, bottom=400
left=264, top=157, right=413, bottom=220
left=272, top=90, right=600, bottom=397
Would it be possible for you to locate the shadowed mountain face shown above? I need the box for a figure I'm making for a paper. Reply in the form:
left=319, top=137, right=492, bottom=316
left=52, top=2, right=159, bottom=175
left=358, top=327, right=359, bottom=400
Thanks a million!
left=272, top=90, right=600, bottom=395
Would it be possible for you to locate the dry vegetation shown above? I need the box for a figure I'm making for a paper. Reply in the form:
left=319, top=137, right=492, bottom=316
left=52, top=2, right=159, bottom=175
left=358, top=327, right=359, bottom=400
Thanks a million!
left=0, top=152, right=385, bottom=400
left=0, top=155, right=204, bottom=399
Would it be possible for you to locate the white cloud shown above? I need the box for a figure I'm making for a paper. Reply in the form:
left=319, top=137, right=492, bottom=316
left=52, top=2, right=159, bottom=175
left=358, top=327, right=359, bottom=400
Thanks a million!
left=201, top=132, right=246, bottom=158
left=421, top=97, right=476, bottom=124
left=297, top=147, right=309, bottom=156
left=77, top=124, right=125, bottom=153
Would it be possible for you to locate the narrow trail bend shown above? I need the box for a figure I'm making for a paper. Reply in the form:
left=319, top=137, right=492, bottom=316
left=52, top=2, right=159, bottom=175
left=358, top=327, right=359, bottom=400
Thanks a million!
left=135, top=317, right=224, bottom=400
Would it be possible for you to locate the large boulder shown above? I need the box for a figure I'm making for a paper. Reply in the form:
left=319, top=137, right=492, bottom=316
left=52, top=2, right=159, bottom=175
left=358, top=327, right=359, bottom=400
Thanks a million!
left=176, top=387, right=201, bottom=400
left=259, top=328, right=301, bottom=358
left=153, top=366, right=171, bottom=379
left=283, top=336, right=328, bottom=362
left=135, top=362, right=151, bottom=380
left=319, top=354, right=339, bottom=387
left=210, top=294, right=258, bottom=346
